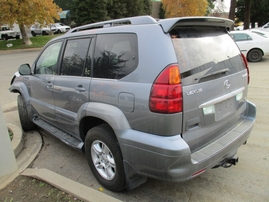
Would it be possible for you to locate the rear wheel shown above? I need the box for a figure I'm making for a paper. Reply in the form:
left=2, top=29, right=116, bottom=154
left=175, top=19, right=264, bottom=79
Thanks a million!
left=42, top=31, right=47, bottom=36
left=17, top=95, right=36, bottom=131
left=85, top=124, right=125, bottom=191
left=247, top=49, right=263, bottom=62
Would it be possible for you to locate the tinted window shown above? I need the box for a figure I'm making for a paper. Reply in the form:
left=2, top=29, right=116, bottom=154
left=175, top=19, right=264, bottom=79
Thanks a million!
left=35, top=41, right=62, bottom=75
left=60, top=38, right=91, bottom=76
left=231, top=33, right=252, bottom=41
left=171, top=27, right=245, bottom=85
left=93, top=34, right=138, bottom=79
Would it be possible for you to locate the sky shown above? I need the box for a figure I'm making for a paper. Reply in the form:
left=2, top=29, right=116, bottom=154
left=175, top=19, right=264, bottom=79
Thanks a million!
left=221, top=0, right=231, bottom=12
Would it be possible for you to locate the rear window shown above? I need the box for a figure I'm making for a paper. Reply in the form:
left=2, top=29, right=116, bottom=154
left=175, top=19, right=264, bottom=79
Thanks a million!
left=171, top=27, right=244, bottom=85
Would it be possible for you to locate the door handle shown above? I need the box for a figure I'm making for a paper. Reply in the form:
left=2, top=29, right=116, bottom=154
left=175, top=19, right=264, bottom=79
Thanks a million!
left=75, top=85, right=85, bottom=92
left=46, top=81, right=53, bottom=88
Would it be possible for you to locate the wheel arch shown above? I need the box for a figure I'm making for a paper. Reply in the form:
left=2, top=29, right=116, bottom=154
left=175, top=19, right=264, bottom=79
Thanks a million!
left=10, top=82, right=33, bottom=117
left=247, top=47, right=264, bottom=57
left=79, top=103, right=131, bottom=147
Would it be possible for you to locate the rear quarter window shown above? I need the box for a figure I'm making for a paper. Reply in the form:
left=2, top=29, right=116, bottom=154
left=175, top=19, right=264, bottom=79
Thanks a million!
left=171, top=27, right=245, bottom=85
left=231, top=33, right=252, bottom=41
left=93, top=34, right=138, bottom=79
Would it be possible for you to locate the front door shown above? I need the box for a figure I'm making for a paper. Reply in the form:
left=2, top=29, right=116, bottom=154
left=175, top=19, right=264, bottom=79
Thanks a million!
left=29, top=41, right=63, bottom=125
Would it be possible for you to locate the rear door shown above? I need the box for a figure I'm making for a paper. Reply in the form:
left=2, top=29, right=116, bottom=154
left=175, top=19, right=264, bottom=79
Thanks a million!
left=54, top=37, right=93, bottom=138
left=171, top=26, right=248, bottom=152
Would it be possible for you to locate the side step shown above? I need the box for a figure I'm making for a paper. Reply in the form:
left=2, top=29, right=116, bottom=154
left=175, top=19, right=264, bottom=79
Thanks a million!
left=33, top=117, right=84, bottom=150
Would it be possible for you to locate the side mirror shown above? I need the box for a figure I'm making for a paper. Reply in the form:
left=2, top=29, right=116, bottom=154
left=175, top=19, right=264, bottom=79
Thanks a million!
left=18, top=64, right=31, bottom=75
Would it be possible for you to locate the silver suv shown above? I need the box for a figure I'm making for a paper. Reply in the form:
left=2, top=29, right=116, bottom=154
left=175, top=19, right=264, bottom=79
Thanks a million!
left=10, top=16, right=256, bottom=191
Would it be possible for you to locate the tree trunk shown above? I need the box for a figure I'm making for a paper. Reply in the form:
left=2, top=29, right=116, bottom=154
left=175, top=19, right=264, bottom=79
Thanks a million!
left=244, top=0, right=251, bottom=30
left=228, top=0, right=236, bottom=30
left=18, top=23, right=32, bottom=45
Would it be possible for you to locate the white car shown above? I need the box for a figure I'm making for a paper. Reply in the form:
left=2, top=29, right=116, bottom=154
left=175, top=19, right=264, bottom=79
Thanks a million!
left=250, top=29, right=269, bottom=38
left=0, top=26, right=20, bottom=40
left=262, top=22, right=269, bottom=28
left=30, top=24, right=57, bottom=36
left=230, top=30, right=269, bottom=62
left=53, top=23, right=71, bottom=34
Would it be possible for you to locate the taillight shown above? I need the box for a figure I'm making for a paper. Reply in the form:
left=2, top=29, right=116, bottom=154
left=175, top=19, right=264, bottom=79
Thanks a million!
left=241, top=53, right=250, bottom=84
left=149, top=64, right=182, bottom=113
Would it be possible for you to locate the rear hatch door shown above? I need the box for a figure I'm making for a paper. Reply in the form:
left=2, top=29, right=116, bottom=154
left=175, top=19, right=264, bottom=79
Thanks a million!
left=159, top=19, right=248, bottom=152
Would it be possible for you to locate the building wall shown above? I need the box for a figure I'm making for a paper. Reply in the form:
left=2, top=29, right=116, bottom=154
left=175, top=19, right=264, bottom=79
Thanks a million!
left=151, top=1, right=161, bottom=19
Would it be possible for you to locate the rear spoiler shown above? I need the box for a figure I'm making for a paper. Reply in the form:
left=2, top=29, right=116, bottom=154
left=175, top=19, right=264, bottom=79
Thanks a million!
left=158, top=17, right=234, bottom=33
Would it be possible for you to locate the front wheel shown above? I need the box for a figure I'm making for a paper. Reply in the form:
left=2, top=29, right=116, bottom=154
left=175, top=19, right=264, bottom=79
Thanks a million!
left=3, top=35, right=8, bottom=40
left=85, top=124, right=125, bottom=191
left=17, top=95, right=36, bottom=131
left=31, top=31, right=36, bottom=37
left=247, top=49, right=263, bottom=62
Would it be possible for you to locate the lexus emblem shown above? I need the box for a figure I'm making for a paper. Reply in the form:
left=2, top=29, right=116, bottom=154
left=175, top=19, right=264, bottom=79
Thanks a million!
left=224, top=80, right=231, bottom=89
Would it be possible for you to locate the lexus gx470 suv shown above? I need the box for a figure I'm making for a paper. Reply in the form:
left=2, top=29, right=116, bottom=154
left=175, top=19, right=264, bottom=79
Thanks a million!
left=10, top=16, right=256, bottom=191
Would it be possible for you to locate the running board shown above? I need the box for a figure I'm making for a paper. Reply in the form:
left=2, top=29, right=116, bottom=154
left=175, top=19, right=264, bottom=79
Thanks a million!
left=33, top=117, right=84, bottom=150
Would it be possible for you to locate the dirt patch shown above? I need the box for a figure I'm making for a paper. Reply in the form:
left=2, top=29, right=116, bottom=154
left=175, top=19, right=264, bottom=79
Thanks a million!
left=0, top=175, right=84, bottom=202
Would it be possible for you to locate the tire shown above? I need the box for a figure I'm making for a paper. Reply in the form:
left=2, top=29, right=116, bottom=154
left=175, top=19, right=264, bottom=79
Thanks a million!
left=3, top=35, right=8, bottom=40
left=55, top=29, right=61, bottom=34
left=16, top=35, right=20, bottom=40
left=85, top=124, right=125, bottom=191
left=42, top=31, right=47, bottom=36
left=247, top=49, right=263, bottom=62
left=17, top=95, right=36, bottom=131
left=31, top=31, right=36, bottom=37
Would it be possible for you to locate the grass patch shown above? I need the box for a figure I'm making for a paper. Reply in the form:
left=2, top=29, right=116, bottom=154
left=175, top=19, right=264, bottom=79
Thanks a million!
left=0, top=35, right=61, bottom=50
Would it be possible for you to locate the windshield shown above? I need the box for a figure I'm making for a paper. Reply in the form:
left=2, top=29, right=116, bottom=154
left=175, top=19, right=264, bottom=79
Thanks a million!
left=171, top=27, right=244, bottom=85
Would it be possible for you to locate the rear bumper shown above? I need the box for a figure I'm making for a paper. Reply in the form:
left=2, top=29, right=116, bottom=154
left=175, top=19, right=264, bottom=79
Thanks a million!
left=118, top=101, right=256, bottom=182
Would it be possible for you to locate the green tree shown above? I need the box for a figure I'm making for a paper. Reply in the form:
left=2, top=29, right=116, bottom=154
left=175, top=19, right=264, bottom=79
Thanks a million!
left=124, top=0, right=144, bottom=17
left=0, top=0, right=61, bottom=45
left=250, top=0, right=269, bottom=27
left=206, top=0, right=215, bottom=15
left=236, top=0, right=269, bottom=28
left=71, top=0, right=108, bottom=26
left=159, top=2, right=166, bottom=19
left=107, top=0, right=127, bottom=19
left=143, top=0, right=152, bottom=15
left=54, top=0, right=72, bottom=10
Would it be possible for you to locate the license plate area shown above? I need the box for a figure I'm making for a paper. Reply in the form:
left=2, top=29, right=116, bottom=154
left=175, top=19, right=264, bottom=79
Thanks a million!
left=215, top=97, right=237, bottom=121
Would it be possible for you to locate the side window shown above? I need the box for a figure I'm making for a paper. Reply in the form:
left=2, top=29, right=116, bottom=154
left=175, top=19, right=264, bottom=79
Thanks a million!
left=93, top=34, right=138, bottom=79
left=35, top=41, right=62, bottom=75
left=232, top=33, right=252, bottom=41
left=60, top=38, right=91, bottom=76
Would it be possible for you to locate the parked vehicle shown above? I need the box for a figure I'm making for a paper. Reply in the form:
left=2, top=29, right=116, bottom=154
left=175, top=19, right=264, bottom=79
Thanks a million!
left=53, top=23, right=71, bottom=34
left=30, top=24, right=57, bottom=36
left=230, top=30, right=269, bottom=62
left=262, top=22, right=269, bottom=28
left=0, top=25, right=20, bottom=40
left=10, top=16, right=256, bottom=192
left=249, top=29, right=269, bottom=38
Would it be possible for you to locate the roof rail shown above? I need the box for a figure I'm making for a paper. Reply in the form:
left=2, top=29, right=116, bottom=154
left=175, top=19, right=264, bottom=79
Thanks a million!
left=69, top=15, right=157, bottom=33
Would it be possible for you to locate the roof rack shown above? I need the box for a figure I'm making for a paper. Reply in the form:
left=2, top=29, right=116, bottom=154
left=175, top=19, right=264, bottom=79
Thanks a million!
left=70, top=15, right=157, bottom=33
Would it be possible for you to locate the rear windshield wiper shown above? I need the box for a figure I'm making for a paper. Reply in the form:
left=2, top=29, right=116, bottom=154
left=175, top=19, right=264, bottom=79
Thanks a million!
left=196, top=68, right=229, bottom=81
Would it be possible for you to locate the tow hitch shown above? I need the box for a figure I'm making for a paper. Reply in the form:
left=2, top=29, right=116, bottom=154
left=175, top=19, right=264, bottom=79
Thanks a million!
left=212, top=157, right=239, bottom=169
